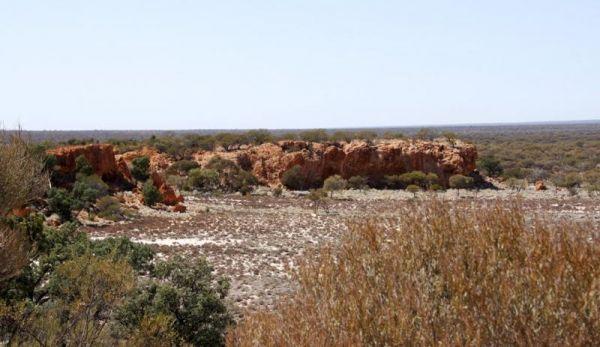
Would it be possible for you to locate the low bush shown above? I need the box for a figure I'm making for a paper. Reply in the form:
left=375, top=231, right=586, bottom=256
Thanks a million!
left=96, top=196, right=124, bottom=221
left=166, top=160, right=200, bottom=175
left=71, top=174, right=109, bottom=208
left=188, top=168, right=220, bottom=191
left=47, top=188, right=75, bottom=220
left=281, top=166, right=305, bottom=190
left=142, top=180, right=162, bottom=206
left=323, top=175, right=347, bottom=197
left=228, top=200, right=600, bottom=346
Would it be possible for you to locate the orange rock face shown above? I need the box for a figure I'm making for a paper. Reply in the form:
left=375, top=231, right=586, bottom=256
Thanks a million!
left=47, top=144, right=134, bottom=188
left=151, top=172, right=184, bottom=206
left=117, top=147, right=172, bottom=172
left=195, top=139, right=477, bottom=187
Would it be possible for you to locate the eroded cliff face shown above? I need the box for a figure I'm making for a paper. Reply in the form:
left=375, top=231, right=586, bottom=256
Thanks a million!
left=194, top=139, right=478, bottom=187
left=47, top=144, right=134, bottom=189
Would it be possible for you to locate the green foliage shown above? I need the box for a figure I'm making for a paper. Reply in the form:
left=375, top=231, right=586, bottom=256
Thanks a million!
left=96, top=196, right=124, bottom=221
left=131, top=156, right=150, bottom=181
left=477, top=155, right=504, bottom=177
left=204, top=156, right=259, bottom=193
left=449, top=174, right=475, bottom=193
left=188, top=168, right=220, bottom=191
left=246, top=129, right=273, bottom=145
left=47, top=188, right=75, bottom=220
left=166, top=160, right=200, bottom=175
left=72, top=174, right=109, bottom=209
left=307, top=188, right=328, bottom=213
left=75, top=154, right=94, bottom=176
left=502, top=167, right=527, bottom=179
left=116, top=256, right=233, bottom=346
left=299, top=129, right=329, bottom=143
left=142, top=181, right=162, bottom=206
left=281, top=165, right=305, bottom=190
left=399, top=171, right=427, bottom=188
left=506, top=178, right=527, bottom=192
left=347, top=176, right=368, bottom=190
left=323, top=175, right=347, bottom=196
left=552, top=172, right=582, bottom=189
left=406, top=184, right=420, bottom=197
left=272, top=186, right=283, bottom=197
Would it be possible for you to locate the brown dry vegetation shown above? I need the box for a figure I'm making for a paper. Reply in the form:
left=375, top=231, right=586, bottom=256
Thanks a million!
left=227, top=199, right=600, bottom=346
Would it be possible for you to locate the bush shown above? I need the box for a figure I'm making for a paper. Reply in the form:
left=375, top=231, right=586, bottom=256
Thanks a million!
left=142, top=181, right=162, bottom=206
left=228, top=200, right=600, bottom=345
left=347, top=176, right=368, bottom=190
left=272, top=186, right=283, bottom=197
left=188, top=168, right=220, bottom=191
left=506, top=178, right=527, bottom=192
left=47, top=188, right=75, bottom=220
left=477, top=156, right=503, bottom=177
left=281, top=166, right=305, bottom=190
left=131, top=156, right=150, bottom=181
left=552, top=172, right=582, bottom=189
left=116, top=257, right=233, bottom=346
left=166, top=160, right=199, bottom=175
left=71, top=174, right=109, bottom=208
left=449, top=174, right=474, bottom=195
left=323, top=175, right=347, bottom=197
left=96, top=196, right=124, bottom=221
left=406, top=184, right=420, bottom=197
left=399, top=171, right=427, bottom=188
left=75, top=155, right=94, bottom=176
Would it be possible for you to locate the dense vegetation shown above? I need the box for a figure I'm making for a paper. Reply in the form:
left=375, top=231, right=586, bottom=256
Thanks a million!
left=228, top=199, right=599, bottom=346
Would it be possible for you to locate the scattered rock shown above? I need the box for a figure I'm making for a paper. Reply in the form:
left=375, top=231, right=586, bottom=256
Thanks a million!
left=171, top=204, right=187, bottom=213
left=535, top=180, right=547, bottom=191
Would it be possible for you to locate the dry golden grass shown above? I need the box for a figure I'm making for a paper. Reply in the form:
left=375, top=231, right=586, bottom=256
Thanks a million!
left=227, top=199, right=600, bottom=346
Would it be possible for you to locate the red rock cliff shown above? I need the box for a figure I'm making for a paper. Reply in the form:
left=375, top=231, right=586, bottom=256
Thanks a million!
left=195, top=139, right=477, bottom=187
left=47, top=144, right=134, bottom=188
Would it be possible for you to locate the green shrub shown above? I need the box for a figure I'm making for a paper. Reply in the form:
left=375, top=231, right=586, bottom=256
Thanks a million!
left=142, top=181, right=162, bottom=206
left=552, top=172, right=582, bottom=189
left=96, top=196, right=123, bottom=221
left=188, top=168, right=219, bottom=191
left=166, top=160, right=199, bottom=175
left=399, top=171, right=427, bottom=188
left=272, top=186, right=283, bottom=197
left=281, top=166, right=305, bottom=190
left=116, top=257, right=233, bottom=346
left=506, top=178, right=527, bottom=192
left=449, top=174, right=474, bottom=196
left=323, top=175, right=347, bottom=197
left=75, top=155, right=94, bottom=176
left=429, top=183, right=444, bottom=191
left=406, top=184, right=420, bottom=197
left=47, top=188, right=75, bottom=220
left=71, top=174, right=109, bottom=208
left=131, top=156, right=150, bottom=181
left=477, top=156, right=503, bottom=177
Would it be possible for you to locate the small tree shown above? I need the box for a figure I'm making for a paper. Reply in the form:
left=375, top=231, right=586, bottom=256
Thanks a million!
left=449, top=174, right=474, bottom=197
left=406, top=184, right=420, bottom=198
left=307, top=189, right=327, bottom=213
left=477, top=156, right=503, bottom=177
left=131, top=156, right=150, bottom=182
left=142, top=180, right=162, bottom=206
left=282, top=165, right=305, bottom=190
left=188, top=168, right=220, bottom=192
left=323, top=175, right=347, bottom=197
left=425, top=173, right=439, bottom=190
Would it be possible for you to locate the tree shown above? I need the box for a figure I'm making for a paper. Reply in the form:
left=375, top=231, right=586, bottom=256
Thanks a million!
left=477, top=156, right=503, bottom=177
left=406, top=184, right=420, bottom=197
left=282, top=165, right=305, bottom=190
left=307, top=189, right=327, bottom=213
left=449, top=174, right=474, bottom=196
left=323, top=175, right=347, bottom=197
left=131, top=156, right=150, bottom=181
left=142, top=181, right=162, bottom=206
left=425, top=173, right=439, bottom=190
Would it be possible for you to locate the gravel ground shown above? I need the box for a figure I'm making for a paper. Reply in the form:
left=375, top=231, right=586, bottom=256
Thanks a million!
left=83, top=188, right=600, bottom=317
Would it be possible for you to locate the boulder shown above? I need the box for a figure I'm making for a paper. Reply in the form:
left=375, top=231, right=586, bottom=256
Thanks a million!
left=535, top=180, right=547, bottom=191
left=171, top=204, right=187, bottom=213
left=194, top=139, right=477, bottom=187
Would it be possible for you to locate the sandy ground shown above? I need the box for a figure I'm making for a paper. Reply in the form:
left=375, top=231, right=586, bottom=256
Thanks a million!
left=83, top=187, right=600, bottom=317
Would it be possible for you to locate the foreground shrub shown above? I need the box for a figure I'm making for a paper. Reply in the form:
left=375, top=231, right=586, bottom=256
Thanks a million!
left=71, top=174, right=109, bottom=208
left=281, top=165, right=305, bottom=190
left=347, top=176, right=368, bottom=190
left=227, top=200, right=600, bottom=346
left=47, top=188, right=75, bottom=220
left=96, top=196, right=124, bottom=221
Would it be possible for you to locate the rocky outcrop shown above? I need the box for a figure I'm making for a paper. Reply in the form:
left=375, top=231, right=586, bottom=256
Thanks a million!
left=117, top=147, right=172, bottom=172
left=47, top=144, right=134, bottom=189
left=194, top=139, right=477, bottom=187
left=151, top=172, right=184, bottom=206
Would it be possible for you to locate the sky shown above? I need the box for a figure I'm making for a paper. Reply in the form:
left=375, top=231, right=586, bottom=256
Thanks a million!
left=0, top=1, right=599, bottom=130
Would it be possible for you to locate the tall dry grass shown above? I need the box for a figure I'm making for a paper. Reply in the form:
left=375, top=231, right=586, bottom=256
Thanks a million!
left=227, top=199, right=600, bottom=346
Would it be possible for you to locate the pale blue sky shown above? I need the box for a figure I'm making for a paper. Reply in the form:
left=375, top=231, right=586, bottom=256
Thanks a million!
left=1, top=1, right=599, bottom=130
